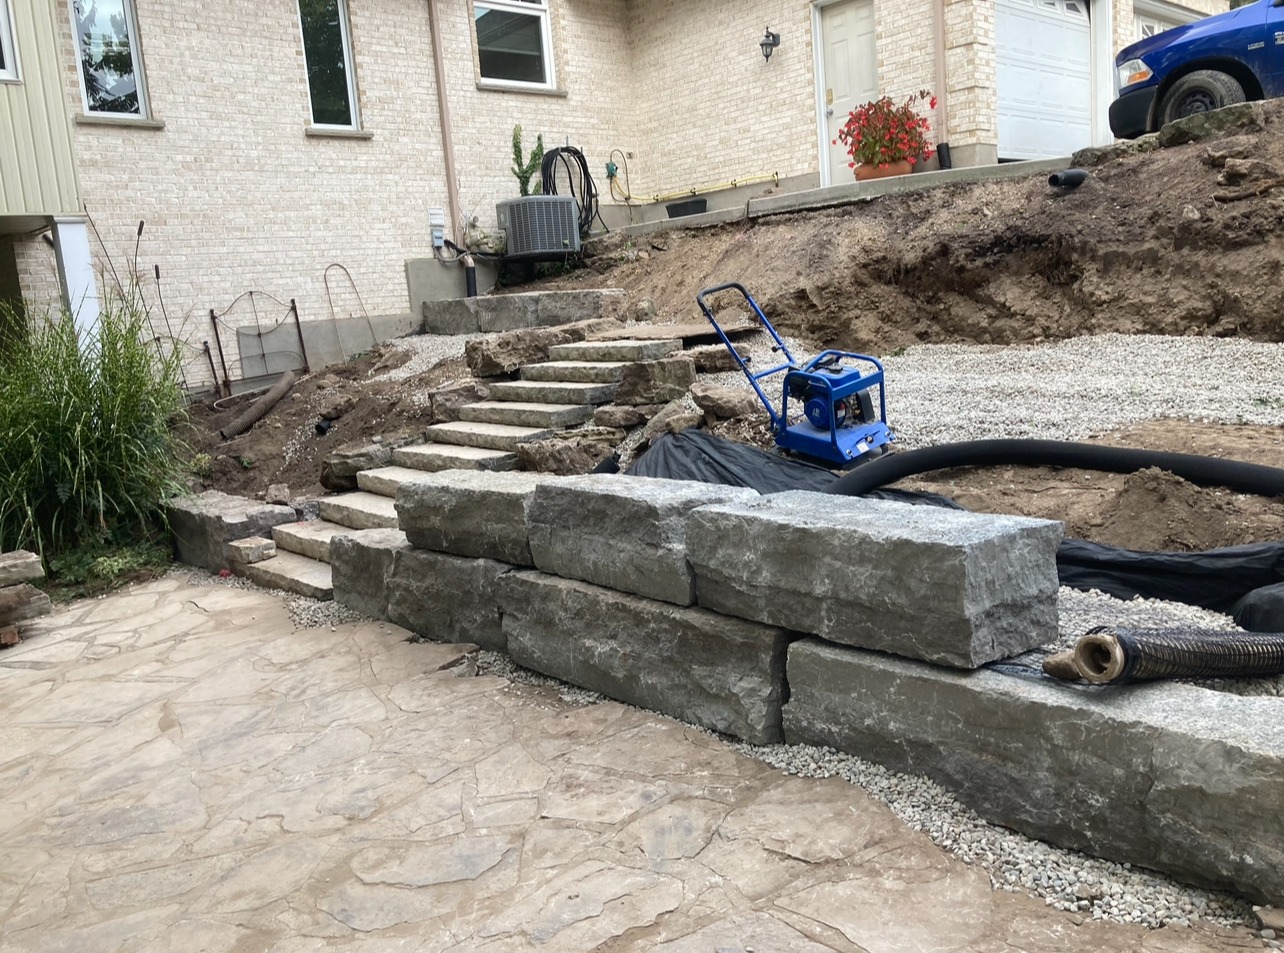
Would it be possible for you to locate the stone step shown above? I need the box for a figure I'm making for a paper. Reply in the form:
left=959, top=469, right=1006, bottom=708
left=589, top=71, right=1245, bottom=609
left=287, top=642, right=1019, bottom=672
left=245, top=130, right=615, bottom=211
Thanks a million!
left=486, top=380, right=618, bottom=406
left=238, top=551, right=333, bottom=600
left=458, top=400, right=593, bottom=429
left=521, top=361, right=630, bottom=384
left=318, top=492, right=400, bottom=530
left=357, top=466, right=443, bottom=497
left=392, top=443, right=521, bottom=473
left=272, top=519, right=351, bottom=563
left=426, top=421, right=552, bottom=452
left=548, top=339, right=681, bottom=362
left=423, top=288, right=626, bottom=335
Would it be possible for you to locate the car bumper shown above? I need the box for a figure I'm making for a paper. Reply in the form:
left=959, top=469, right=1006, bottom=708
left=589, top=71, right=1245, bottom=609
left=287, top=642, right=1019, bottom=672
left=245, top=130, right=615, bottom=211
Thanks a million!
left=1109, top=86, right=1156, bottom=140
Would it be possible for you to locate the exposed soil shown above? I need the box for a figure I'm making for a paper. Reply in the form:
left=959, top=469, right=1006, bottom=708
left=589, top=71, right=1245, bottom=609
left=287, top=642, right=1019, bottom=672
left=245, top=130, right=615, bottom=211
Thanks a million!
left=186, top=104, right=1284, bottom=553
left=183, top=348, right=469, bottom=498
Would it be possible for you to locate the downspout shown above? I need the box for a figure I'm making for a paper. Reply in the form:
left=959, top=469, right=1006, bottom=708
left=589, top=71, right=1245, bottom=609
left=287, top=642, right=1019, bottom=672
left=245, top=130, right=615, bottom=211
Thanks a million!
left=932, top=0, right=951, bottom=165
left=427, top=0, right=465, bottom=245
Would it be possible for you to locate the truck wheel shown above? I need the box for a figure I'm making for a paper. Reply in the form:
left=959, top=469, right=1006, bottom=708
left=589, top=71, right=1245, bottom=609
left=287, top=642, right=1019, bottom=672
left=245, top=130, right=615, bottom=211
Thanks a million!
left=1158, top=70, right=1246, bottom=126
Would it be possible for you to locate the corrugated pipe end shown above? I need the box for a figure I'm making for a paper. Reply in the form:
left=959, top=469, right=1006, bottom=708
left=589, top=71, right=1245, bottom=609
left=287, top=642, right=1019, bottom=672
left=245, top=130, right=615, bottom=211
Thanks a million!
left=1049, top=169, right=1090, bottom=189
left=219, top=370, right=295, bottom=440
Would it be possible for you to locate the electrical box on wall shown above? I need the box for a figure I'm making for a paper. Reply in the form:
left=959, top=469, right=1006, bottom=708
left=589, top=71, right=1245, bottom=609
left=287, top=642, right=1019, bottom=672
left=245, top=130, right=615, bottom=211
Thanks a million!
left=428, top=207, right=446, bottom=249
left=496, top=196, right=580, bottom=260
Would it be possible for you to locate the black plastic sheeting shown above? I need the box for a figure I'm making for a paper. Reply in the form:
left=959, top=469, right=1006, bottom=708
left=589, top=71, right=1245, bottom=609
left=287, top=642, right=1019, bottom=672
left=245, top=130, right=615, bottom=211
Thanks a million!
left=627, top=429, right=963, bottom=508
left=628, top=431, right=1284, bottom=630
left=1058, top=539, right=1284, bottom=616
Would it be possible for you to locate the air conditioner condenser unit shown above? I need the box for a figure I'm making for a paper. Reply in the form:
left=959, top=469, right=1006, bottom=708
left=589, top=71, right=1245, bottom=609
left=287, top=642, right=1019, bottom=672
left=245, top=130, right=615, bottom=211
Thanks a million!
left=496, top=195, right=581, bottom=260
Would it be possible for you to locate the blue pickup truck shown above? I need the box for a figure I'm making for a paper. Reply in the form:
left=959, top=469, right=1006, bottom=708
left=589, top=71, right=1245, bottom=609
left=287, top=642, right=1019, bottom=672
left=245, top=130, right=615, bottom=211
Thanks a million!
left=1110, top=0, right=1284, bottom=139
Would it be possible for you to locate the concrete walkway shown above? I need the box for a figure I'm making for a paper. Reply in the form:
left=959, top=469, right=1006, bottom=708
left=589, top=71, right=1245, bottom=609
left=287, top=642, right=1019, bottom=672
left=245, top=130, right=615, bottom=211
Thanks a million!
left=0, top=576, right=1255, bottom=952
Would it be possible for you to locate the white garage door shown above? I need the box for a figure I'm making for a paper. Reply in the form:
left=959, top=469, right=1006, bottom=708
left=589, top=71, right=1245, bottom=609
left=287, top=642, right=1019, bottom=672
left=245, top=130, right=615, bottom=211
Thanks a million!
left=997, top=0, right=1093, bottom=160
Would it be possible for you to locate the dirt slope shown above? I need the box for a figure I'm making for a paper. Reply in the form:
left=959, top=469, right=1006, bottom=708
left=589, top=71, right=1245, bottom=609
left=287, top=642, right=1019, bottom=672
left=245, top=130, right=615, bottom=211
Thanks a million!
left=550, top=107, right=1284, bottom=354
left=190, top=106, right=1284, bottom=553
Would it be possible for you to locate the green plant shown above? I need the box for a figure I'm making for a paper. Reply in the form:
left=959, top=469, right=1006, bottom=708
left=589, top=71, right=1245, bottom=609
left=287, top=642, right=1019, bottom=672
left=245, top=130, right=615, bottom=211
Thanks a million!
left=511, top=124, right=544, bottom=196
left=189, top=452, right=213, bottom=478
left=46, top=540, right=172, bottom=601
left=0, top=285, right=189, bottom=564
left=834, top=90, right=936, bottom=171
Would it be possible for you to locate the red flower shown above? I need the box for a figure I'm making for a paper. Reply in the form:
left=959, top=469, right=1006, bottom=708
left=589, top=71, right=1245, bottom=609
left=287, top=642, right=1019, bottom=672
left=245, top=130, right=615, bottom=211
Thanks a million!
left=834, top=90, right=935, bottom=177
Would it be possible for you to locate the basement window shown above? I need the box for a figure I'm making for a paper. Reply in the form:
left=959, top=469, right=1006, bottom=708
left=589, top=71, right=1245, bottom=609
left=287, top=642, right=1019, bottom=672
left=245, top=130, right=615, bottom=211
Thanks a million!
left=475, top=0, right=555, bottom=89
left=70, top=0, right=149, bottom=116
left=0, top=0, right=18, bottom=82
left=298, top=0, right=360, bottom=128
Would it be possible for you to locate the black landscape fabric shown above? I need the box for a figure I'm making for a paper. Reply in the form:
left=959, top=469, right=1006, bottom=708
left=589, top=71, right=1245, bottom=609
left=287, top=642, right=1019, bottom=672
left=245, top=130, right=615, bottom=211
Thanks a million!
left=628, top=431, right=1284, bottom=628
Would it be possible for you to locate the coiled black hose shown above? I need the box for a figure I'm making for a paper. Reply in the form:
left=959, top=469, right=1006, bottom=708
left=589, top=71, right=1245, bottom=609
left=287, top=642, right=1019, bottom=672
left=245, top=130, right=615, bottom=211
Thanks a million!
left=1071, top=625, right=1284, bottom=685
left=541, top=146, right=606, bottom=237
left=219, top=370, right=294, bottom=440
left=825, top=439, right=1284, bottom=498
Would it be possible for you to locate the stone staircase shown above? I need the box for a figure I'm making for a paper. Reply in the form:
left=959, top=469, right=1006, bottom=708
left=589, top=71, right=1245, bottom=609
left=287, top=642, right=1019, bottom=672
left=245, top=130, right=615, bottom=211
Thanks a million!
left=234, top=336, right=684, bottom=600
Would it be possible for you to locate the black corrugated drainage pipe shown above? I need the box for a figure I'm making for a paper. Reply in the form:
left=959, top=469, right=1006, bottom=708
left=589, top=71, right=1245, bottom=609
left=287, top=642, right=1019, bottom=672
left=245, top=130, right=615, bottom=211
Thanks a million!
left=1049, top=169, right=1090, bottom=188
left=1062, top=625, right=1284, bottom=685
left=824, top=439, right=1284, bottom=499
left=219, top=370, right=295, bottom=440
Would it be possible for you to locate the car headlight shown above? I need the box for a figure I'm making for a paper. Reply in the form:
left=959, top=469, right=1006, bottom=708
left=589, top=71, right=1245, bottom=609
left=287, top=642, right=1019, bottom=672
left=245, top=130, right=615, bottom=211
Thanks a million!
left=1116, top=58, right=1152, bottom=91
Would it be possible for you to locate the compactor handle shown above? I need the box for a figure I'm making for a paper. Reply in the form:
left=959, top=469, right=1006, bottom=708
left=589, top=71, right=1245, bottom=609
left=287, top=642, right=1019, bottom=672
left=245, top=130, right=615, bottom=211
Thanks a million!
left=695, top=282, right=753, bottom=314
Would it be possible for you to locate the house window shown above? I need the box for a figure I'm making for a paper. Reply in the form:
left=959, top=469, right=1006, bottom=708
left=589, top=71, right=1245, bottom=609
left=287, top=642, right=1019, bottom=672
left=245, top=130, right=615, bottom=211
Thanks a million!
left=70, top=0, right=147, bottom=116
left=298, top=0, right=359, bottom=127
left=0, top=0, right=19, bottom=82
left=1136, top=15, right=1174, bottom=39
left=475, top=0, right=554, bottom=88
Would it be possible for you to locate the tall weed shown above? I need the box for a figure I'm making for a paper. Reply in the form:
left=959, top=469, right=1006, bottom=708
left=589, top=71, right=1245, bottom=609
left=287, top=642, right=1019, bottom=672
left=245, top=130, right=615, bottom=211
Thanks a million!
left=0, top=290, right=188, bottom=562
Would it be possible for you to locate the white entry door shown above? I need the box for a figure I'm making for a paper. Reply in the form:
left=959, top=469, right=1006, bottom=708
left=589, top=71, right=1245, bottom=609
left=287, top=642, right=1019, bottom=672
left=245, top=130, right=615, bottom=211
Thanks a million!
left=821, top=0, right=878, bottom=183
left=996, top=0, right=1093, bottom=160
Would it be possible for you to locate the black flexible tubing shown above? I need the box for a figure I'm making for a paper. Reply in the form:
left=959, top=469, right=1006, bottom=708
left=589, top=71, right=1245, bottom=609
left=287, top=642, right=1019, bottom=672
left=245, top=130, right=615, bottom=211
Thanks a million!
left=1072, top=625, right=1284, bottom=684
left=541, top=146, right=609, bottom=235
left=219, top=370, right=295, bottom=440
left=824, top=439, right=1284, bottom=498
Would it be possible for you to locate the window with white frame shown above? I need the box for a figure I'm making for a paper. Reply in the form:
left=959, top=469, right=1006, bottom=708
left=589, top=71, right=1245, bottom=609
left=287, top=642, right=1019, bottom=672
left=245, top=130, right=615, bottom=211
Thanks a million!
left=1, top=0, right=20, bottom=82
left=1136, top=14, right=1174, bottom=39
left=1134, top=1, right=1204, bottom=41
left=474, top=0, right=554, bottom=88
left=298, top=0, right=359, bottom=127
left=70, top=0, right=148, bottom=116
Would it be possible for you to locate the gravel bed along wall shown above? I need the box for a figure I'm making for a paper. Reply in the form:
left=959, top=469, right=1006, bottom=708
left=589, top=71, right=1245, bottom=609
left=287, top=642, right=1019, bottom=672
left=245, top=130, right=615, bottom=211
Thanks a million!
left=703, top=331, right=1284, bottom=448
left=883, top=333, right=1284, bottom=448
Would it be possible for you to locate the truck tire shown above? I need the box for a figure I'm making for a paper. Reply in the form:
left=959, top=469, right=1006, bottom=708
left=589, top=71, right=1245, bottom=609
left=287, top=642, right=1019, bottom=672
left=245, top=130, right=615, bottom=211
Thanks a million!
left=1158, top=70, right=1246, bottom=125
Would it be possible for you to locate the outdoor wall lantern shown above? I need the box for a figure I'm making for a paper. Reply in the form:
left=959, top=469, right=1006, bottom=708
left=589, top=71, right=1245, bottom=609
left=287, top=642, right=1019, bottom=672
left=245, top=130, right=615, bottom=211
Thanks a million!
left=760, top=28, right=781, bottom=62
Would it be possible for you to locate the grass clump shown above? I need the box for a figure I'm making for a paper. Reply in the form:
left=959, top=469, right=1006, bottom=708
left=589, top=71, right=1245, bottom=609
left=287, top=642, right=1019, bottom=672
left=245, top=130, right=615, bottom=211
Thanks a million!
left=0, top=291, right=188, bottom=582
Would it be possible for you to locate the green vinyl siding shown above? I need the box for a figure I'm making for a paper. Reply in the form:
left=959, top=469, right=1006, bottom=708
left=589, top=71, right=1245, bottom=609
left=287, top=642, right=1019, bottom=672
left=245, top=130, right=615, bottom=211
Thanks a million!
left=0, top=0, right=80, bottom=217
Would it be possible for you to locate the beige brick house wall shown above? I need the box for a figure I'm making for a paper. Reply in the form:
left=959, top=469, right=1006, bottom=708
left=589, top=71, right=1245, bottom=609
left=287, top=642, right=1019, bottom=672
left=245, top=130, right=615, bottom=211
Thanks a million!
left=12, top=235, right=63, bottom=314
left=64, top=0, right=454, bottom=360
left=624, top=0, right=817, bottom=199
left=446, top=0, right=637, bottom=228
left=49, top=0, right=1230, bottom=371
left=62, top=0, right=637, bottom=367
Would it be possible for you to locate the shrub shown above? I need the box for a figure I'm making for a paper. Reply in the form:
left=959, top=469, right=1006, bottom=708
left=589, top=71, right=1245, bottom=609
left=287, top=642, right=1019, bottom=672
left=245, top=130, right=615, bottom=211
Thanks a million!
left=0, top=290, right=188, bottom=564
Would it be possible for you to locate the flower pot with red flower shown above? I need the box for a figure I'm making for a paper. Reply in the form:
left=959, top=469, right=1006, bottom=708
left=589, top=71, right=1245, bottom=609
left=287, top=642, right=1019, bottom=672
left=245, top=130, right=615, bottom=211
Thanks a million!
left=833, top=90, right=936, bottom=182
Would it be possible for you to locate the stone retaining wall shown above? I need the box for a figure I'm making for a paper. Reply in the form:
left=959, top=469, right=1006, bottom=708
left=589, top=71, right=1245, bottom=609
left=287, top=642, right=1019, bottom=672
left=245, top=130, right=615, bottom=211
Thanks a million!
left=173, top=476, right=1283, bottom=904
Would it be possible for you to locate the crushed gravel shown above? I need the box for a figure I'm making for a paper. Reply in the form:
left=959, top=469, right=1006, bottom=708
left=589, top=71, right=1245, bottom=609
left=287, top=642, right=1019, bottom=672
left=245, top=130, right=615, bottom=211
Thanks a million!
left=883, top=333, right=1284, bottom=448
left=178, top=567, right=372, bottom=629
left=701, top=331, right=1284, bottom=449
left=730, top=737, right=1254, bottom=931
left=372, top=332, right=480, bottom=383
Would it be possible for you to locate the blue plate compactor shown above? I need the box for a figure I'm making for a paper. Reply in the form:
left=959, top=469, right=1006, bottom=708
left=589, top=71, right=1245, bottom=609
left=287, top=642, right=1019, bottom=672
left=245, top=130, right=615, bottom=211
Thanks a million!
left=696, top=282, right=894, bottom=468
